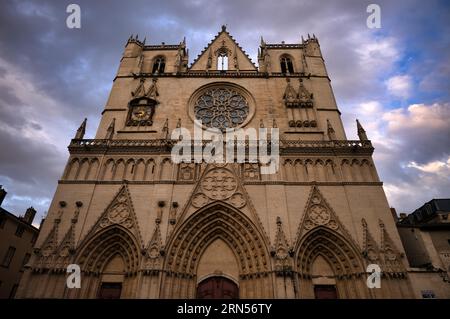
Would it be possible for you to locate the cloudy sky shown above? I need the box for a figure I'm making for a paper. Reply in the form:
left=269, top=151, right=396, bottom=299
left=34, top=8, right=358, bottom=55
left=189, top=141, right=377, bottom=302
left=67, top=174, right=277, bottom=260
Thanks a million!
left=0, top=0, right=449, bottom=224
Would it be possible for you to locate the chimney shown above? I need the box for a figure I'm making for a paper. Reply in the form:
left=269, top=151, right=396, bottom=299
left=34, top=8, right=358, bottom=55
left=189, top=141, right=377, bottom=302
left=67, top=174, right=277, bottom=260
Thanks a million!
left=0, top=186, right=6, bottom=206
left=23, top=207, right=36, bottom=224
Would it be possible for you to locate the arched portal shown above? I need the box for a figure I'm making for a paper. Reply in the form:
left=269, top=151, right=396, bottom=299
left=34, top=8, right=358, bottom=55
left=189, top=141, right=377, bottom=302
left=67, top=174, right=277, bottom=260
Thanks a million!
left=295, top=227, right=368, bottom=299
left=162, top=202, right=272, bottom=298
left=72, top=225, right=141, bottom=299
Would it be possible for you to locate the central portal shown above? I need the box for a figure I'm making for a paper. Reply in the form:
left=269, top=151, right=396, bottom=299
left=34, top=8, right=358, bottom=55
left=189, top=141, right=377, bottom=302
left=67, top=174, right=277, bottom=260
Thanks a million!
left=196, top=276, right=239, bottom=299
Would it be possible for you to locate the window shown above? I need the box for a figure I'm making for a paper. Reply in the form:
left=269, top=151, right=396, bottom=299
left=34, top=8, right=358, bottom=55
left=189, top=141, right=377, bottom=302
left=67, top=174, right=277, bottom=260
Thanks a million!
left=15, top=225, right=25, bottom=238
left=217, top=51, right=228, bottom=71
left=2, top=246, right=16, bottom=268
left=280, top=56, right=294, bottom=74
left=152, top=57, right=165, bottom=74
left=194, top=86, right=249, bottom=131
left=22, top=253, right=31, bottom=268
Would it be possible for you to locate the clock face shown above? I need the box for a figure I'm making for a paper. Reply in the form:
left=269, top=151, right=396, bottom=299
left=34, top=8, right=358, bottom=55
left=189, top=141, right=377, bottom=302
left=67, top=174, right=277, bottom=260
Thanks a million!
left=132, top=106, right=150, bottom=120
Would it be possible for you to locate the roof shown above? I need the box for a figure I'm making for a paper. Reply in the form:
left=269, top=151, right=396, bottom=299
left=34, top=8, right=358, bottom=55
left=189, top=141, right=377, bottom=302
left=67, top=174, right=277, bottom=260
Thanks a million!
left=0, top=207, right=40, bottom=232
left=190, top=25, right=257, bottom=69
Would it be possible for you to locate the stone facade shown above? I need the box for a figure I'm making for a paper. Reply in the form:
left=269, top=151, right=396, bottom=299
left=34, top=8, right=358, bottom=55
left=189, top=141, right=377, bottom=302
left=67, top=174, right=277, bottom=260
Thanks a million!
left=16, top=26, right=444, bottom=299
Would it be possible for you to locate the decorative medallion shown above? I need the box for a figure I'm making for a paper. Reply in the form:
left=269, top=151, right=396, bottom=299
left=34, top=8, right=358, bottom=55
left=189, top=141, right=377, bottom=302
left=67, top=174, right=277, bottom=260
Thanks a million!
left=194, top=87, right=249, bottom=131
left=201, top=168, right=237, bottom=200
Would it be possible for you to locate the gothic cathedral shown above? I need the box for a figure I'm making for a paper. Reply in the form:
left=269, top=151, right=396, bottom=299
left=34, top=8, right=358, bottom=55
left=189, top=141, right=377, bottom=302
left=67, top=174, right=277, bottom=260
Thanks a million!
left=17, top=26, right=415, bottom=299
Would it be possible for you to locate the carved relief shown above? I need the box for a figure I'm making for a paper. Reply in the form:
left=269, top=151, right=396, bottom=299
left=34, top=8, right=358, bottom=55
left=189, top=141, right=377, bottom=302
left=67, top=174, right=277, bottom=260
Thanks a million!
left=80, top=185, right=143, bottom=248
left=271, top=217, right=293, bottom=273
left=361, top=218, right=381, bottom=263
left=379, top=219, right=406, bottom=275
left=201, top=168, right=237, bottom=200
left=300, top=187, right=340, bottom=233
left=178, top=163, right=195, bottom=181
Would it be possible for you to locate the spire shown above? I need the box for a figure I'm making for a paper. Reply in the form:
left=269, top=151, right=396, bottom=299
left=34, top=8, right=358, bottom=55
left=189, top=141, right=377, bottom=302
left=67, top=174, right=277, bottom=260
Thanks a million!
left=221, top=24, right=227, bottom=32
left=74, top=118, right=87, bottom=139
left=260, top=36, right=266, bottom=47
left=326, top=119, right=336, bottom=140
left=356, top=119, right=368, bottom=141
left=105, top=118, right=115, bottom=140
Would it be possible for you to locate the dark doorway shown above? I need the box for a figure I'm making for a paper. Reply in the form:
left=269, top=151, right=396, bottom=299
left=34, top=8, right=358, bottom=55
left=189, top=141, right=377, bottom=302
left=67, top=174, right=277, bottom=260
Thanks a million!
left=98, top=282, right=122, bottom=299
left=197, top=276, right=239, bottom=299
left=314, top=285, right=338, bottom=299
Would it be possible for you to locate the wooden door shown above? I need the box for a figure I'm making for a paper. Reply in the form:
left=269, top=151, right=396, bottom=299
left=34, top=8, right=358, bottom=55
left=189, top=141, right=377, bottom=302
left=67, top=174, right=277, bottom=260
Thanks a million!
left=314, top=285, right=338, bottom=299
left=197, top=276, right=239, bottom=299
left=98, top=282, right=122, bottom=299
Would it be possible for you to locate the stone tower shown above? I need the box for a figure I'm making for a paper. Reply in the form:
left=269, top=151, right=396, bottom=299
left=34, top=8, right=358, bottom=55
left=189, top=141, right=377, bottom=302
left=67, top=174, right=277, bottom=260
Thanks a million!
left=17, top=26, right=415, bottom=299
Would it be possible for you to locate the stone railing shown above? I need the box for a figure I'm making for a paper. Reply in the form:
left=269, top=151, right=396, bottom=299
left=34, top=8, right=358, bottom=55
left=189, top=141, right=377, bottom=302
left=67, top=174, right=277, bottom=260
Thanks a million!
left=69, top=138, right=373, bottom=155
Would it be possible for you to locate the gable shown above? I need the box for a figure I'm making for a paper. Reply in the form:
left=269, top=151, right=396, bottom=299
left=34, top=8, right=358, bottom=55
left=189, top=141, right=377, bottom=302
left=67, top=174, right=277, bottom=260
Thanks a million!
left=190, top=27, right=257, bottom=71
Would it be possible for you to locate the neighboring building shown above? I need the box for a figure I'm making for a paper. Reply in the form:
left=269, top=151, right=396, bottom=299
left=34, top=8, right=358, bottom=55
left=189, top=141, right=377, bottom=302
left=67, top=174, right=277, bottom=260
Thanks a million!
left=397, top=199, right=450, bottom=298
left=0, top=186, right=39, bottom=298
left=14, top=26, right=444, bottom=299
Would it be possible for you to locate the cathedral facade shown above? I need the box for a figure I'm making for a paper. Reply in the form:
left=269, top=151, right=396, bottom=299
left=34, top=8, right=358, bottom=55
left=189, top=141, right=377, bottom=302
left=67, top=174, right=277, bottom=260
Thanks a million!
left=17, top=26, right=418, bottom=299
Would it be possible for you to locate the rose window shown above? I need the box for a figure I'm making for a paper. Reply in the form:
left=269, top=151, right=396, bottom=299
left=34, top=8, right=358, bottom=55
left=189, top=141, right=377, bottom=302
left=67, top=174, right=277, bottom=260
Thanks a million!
left=194, top=87, right=249, bottom=130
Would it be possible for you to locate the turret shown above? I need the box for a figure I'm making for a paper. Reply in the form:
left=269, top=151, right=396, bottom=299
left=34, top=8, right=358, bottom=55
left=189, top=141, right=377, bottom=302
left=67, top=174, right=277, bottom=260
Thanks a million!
left=356, top=119, right=368, bottom=141
left=74, top=118, right=87, bottom=139
left=123, top=34, right=144, bottom=58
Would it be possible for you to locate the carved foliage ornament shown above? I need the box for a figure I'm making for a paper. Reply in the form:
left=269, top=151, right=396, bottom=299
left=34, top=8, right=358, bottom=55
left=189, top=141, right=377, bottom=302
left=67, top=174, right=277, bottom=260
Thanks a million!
left=192, top=168, right=246, bottom=209
left=99, top=190, right=134, bottom=229
left=303, top=192, right=338, bottom=231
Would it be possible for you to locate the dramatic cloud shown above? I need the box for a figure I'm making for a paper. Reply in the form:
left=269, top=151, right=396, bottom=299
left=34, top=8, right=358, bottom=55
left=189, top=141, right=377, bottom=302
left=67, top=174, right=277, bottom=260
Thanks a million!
left=385, top=75, right=412, bottom=99
left=0, top=0, right=449, bottom=221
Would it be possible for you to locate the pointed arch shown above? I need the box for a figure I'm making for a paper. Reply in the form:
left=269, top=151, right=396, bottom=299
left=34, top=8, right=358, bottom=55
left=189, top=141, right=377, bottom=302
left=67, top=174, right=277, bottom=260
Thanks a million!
left=145, top=158, right=156, bottom=180
left=77, top=158, right=90, bottom=180
left=87, top=158, right=99, bottom=180
left=160, top=158, right=173, bottom=180
left=295, top=227, right=365, bottom=277
left=65, top=158, right=80, bottom=180
left=163, top=202, right=272, bottom=298
left=124, top=159, right=135, bottom=180
left=294, top=159, right=306, bottom=181
left=75, top=225, right=141, bottom=274
left=113, top=159, right=126, bottom=181
left=133, top=159, right=146, bottom=180
left=102, top=159, right=115, bottom=181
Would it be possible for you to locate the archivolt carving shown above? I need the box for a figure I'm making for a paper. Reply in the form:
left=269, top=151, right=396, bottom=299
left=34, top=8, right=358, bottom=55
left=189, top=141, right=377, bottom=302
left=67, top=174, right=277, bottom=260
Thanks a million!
left=75, top=225, right=141, bottom=274
left=80, top=185, right=143, bottom=249
left=164, top=202, right=270, bottom=277
left=379, top=219, right=406, bottom=275
left=361, top=218, right=381, bottom=263
left=295, top=186, right=364, bottom=277
left=271, top=217, right=293, bottom=273
left=295, top=227, right=364, bottom=277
